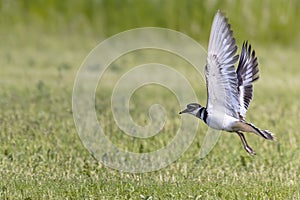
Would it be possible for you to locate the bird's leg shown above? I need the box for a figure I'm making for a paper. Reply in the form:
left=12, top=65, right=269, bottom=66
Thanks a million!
left=236, top=131, right=256, bottom=155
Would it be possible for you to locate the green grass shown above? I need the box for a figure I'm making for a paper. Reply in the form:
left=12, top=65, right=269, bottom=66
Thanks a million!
left=1, top=1, right=300, bottom=199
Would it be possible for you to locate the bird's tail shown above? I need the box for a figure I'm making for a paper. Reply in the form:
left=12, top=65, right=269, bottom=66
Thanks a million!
left=238, top=121, right=275, bottom=140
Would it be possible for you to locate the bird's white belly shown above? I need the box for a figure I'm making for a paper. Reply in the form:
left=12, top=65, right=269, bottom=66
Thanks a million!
left=206, top=112, right=238, bottom=131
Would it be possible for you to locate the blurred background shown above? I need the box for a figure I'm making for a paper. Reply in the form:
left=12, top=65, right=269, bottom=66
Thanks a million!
left=1, top=0, right=300, bottom=44
left=2, top=0, right=299, bottom=91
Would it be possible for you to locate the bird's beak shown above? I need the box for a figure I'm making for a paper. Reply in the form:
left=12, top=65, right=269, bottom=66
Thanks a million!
left=179, top=108, right=188, bottom=114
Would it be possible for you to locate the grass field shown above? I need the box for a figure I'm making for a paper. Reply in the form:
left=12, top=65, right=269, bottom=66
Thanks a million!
left=1, top=0, right=300, bottom=199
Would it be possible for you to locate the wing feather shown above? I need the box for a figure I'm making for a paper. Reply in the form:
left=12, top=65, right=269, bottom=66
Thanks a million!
left=237, top=41, right=259, bottom=119
left=206, top=10, right=239, bottom=118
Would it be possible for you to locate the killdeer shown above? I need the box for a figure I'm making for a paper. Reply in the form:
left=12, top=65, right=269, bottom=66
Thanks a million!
left=179, top=10, right=274, bottom=155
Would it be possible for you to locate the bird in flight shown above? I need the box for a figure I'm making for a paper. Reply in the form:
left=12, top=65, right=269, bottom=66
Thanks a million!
left=179, top=10, right=275, bottom=155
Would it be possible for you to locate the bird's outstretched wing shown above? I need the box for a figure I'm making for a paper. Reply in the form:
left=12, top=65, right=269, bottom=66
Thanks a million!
left=236, top=41, right=259, bottom=119
left=205, top=10, right=239, bottom=118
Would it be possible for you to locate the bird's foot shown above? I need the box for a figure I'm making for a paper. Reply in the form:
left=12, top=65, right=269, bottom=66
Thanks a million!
left=245, top=145, right=256, bottom=155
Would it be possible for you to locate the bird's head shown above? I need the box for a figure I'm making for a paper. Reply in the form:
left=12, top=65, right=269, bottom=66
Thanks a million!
left=179, top=103, right=202, bottom=116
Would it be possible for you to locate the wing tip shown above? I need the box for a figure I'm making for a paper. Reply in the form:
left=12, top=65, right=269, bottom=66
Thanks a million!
left=216, top=9, right=228, bottom=17
left=209, top=10, right=237, bottom=59
left=238, top=40, right=259, bottom=75
left=213, top=10, right=229, bottom=26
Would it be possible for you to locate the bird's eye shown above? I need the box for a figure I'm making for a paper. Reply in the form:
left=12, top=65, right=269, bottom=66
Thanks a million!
left=187, top=104, right=195, bottom=109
